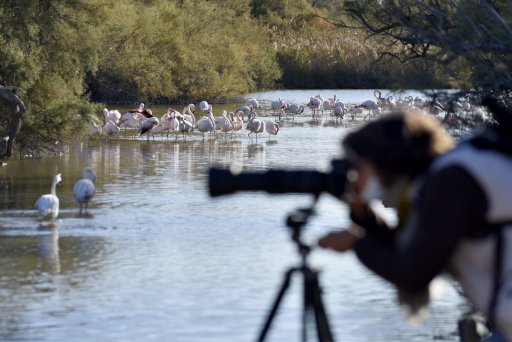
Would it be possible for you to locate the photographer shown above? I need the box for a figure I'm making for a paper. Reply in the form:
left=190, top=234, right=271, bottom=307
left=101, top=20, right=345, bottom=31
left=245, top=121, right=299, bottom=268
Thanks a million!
left=317, top=110, right=512, bottom=341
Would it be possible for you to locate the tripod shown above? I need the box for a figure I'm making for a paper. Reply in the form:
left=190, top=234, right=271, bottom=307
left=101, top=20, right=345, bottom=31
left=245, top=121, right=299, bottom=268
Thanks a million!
left=257, top=199, right=334, bottom=342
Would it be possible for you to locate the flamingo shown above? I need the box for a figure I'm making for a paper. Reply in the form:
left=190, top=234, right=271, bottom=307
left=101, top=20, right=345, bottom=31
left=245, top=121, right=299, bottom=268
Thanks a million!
left=214, top=111, right=234, bottom=140
left=199, top=100, right=213, bottom=115
left=230, top=111, right=244, bottom=138
left=247, top=98, right=259, bottom=109
left=138, top=109, right=159, bottom=140
left=102, top=120, right=120, bottom=136
left=246, top=113, right=264, bottom=142
left=35, top=173, right=62, bottom=221
left=73, top=167, right=96, bottom=214
left=129, top=102, right=145, bottom=114
left=235, top=104, right=253, bottom=120
left=103, top=108, right=121, bottom=125
left=271, top=98, right=288, bottom=120
left=182, top=104, right=196, bottom=125
left=306, top=96, right=323, bottom=119
left=177, top=115, right=194, bottom=140
left=355, top=100, right=380, bottom=120
left=285, top=103, right=304, bottom=121
left=265, top=120, right=279, bottom=139
left=195, top=110, right=215, bottom=141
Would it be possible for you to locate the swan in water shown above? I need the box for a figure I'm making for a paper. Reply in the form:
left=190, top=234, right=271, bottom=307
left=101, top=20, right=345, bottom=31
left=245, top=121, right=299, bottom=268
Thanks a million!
left=35, top=173, right=62, bottom=221
left=73, top=167, right=96, bottom=214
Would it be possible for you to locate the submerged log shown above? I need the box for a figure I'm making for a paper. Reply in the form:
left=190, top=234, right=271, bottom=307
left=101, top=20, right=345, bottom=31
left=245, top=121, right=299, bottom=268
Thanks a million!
left=0, top=86, right=26, bottom=158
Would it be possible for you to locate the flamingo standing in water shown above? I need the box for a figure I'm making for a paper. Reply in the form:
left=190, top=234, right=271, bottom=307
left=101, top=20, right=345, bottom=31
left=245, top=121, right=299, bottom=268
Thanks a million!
left=35, top=173, right=62, bottom=221
left=103, top=108, right=121, bottom=125
left=103, top=120, right=120, bottom=136
left=306, top=96, right=323, bottom=120
left=271, top=98, right=288, bottom=120
left=246, top=113, right=264, bottom=142
left=265, top=120, right=279, bottom=140
left=138, top=109, right=160, bottom=140
left=195, top=110, right=215, bottom=141
left=73, top=167, right=96, bottom=214
left=182, top=104, right=196, bottom=126
left=355, top=100, right=380, bottom=120
left=230, top=111, right=244, bottom=138
left=214, top=111, right=234, bottom=140
left=177, top=115, right=194, bottom=140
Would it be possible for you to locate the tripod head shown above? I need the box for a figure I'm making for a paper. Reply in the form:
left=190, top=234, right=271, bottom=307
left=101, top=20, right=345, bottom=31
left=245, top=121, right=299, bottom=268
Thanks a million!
left=285, top=196, right=319, bottom=260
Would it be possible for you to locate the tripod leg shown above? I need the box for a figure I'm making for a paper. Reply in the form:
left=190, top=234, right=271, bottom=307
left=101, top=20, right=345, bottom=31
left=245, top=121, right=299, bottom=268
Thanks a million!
left=257, top=268, right=297, bottom=342
left=304, top=267, right=334, bottom=342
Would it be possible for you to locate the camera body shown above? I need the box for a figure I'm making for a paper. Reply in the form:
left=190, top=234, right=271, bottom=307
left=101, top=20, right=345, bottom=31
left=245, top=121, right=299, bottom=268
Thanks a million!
left=208, top=159, right=352, bottom=199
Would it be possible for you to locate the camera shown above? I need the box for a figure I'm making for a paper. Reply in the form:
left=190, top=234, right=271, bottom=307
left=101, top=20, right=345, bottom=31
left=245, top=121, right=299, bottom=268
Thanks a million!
left=208, top=159, right=353, bottom=199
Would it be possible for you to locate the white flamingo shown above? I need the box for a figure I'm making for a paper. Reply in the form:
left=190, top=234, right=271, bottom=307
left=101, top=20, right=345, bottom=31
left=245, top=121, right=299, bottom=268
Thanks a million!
left=230, top=111, right=244, bottom=138
left=73, top=167, right=96, bottom=214
left=215, top=111, right=234, bottom=140
left=265, top=120, right=279, bottom=139
left=182, top=104, right=196, bottom=125
left=177, top=115, right=194, bottom=140
left=199, top=100, right=213, bottom=115
left=247, top=98, right=259, bottom=109
left=35, top=173, right=62, bottom=221
left=138, top=109, right=160, bottom=140
left=195, top=110, right=215, bottom=141
left=129, top=102, right=145, bottom=114
left=285, top=103, right=304, bottom=121
left=102, top=120, right=120, bottom=136
left=246, top=113, right=264, bottom=142
left=355, top=100, right=380, bottom=120
left=271, top=98, right=289, bottom=119
left=306, top=96, right=323, bottom=119
left=235, top=104, right=253, bottom=120
left=103, top=108, right=121, bottom=125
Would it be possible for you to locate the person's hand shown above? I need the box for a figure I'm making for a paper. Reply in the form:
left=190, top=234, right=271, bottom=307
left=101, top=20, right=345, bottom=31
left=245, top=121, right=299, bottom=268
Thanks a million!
left=316, top=227, right=363, bottom=252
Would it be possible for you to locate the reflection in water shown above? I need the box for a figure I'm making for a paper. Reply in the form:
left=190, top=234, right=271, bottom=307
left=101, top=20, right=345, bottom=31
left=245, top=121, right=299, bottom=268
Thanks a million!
left=36, top=226, right=60, bottom=274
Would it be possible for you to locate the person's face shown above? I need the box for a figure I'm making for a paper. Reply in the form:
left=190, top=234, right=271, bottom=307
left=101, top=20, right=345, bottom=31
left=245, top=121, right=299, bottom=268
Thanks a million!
left=352, top=159, right=377, bottom=195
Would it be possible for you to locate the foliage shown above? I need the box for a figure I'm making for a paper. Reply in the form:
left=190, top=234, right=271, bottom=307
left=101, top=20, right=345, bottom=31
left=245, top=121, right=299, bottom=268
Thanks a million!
left=340, top=0, right=512, bottom=94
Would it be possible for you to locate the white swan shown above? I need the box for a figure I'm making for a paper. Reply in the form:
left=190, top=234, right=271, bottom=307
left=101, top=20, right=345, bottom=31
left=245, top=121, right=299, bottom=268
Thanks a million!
left=73, top=167, right=96, bottom=214
left=35, top=173, right=62, bottom=220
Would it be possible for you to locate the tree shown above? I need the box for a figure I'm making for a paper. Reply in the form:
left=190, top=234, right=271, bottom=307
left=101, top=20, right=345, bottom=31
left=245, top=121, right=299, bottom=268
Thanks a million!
left=339, top=0, right=512, bottom=96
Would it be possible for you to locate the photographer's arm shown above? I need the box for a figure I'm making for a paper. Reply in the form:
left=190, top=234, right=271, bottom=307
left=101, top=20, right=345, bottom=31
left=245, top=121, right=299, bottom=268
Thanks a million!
left=353, top=166, right=487, bottom=292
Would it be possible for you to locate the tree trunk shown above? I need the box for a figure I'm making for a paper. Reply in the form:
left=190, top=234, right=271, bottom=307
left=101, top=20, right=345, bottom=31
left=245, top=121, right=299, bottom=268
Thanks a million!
left=0, top=86, right=26, bottom=158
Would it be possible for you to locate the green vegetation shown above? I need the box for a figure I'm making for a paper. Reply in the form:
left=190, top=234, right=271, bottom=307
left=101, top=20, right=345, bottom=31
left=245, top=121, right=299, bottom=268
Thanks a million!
left=1, top=0, right=510, bottom=152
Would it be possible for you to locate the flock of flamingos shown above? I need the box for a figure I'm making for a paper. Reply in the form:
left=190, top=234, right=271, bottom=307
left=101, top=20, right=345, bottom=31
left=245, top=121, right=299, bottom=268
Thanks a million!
left=93, top=90, right=484, bottom=143
left=35, top=90, right=484, bottom=222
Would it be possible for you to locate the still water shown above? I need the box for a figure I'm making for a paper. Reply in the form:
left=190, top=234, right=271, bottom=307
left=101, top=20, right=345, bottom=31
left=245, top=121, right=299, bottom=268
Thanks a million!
left=0, top=90, right=466, bottom=341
